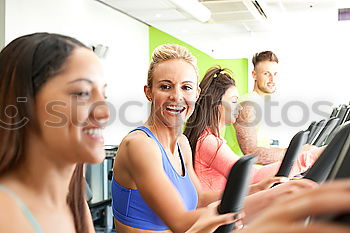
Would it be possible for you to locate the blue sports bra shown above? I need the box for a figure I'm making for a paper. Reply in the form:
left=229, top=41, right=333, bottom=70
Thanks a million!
left=111, top=126, right=198, bottom=231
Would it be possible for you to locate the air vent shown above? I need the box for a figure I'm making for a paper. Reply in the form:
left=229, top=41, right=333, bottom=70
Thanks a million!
left=252, top=0, right=267, bottom=19
left=200, top=0, right=269, bottom=23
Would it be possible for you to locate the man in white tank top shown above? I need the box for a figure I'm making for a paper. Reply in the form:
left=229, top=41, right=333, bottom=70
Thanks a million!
left=234, top=51, right=288, bottom=165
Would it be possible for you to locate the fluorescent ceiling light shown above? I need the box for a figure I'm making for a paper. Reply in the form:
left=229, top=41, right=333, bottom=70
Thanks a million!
left=167, top=0, right=211, bottom=22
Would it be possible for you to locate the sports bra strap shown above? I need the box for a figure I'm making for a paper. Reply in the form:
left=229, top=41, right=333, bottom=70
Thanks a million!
left=130, top=126, right=185, bottom=176
left=0, top=184, right=43, bottom=233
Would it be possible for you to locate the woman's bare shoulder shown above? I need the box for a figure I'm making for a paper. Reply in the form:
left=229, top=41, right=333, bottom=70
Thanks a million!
left=178, top=134, right=190, bottom=146
left=117, top=130, right=162, bottom=164
left=0, top=189, right=34, bottom=232
left=119, top=131, right=158, bottom=152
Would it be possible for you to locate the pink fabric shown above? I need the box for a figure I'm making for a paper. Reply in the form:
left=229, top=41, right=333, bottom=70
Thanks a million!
left=194, top=129, right=311, bottom=192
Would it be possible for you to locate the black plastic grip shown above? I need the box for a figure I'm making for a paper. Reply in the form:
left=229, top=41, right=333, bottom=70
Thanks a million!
left=304, top=122, right=350, bottom=183
left=337, top=105, right=349, bottom=125
left=214, top=154, right=257, bottom=233
left=306, top=121, right=316, bottom=144
left=308, top=119, right=326, bottom=144
left=315, top=126, right=350, bottom=224
left=313, top=117, right=340, bottom=147
left=275, top=130, right=309, bottom=177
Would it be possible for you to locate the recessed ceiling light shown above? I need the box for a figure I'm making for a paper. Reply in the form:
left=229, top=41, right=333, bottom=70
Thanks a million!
left=155, top=13, right=162, bottom=18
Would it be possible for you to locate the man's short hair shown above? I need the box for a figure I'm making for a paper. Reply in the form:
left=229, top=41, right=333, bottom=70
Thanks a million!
left=252, top=51, right=278, bottom=69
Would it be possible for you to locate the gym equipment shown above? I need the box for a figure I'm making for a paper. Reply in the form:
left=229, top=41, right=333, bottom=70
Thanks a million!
left=329, top=107, right=338, bottom=118
left=312, top=117, right=340, bottom=147
left=307, top=119, right=326, bottom=144
left=275, top=130, right=309, bottom=178
left=315, top=126, right=350, bottom=224
left=214, top=154, right=257, bottom=233
left=304, top=122, right=350, bottom=183
left=339, top=105, right=350, bottom=125
left=336, top=105, right=349, bottom=125
left=87, top=145, right=118, bottom=233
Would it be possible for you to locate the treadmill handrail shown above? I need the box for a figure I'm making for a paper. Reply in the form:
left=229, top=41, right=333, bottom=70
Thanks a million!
left=308, top=119, right=326, bottom=145
left=304, top=121, right=350, bottom=183
left=313, top=117, right=340, bottom=147
left=276, top=130, right=309, bottom=177
left=214, top=154, right=257, bottom=233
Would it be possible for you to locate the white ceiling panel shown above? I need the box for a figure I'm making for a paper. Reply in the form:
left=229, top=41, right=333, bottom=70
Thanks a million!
left=202, top=1, right=249, bottom=13
left=95, top=0, right=337, bottom=57
left=130, top=9, right=188, bottom=22
left=100, top=0, right=174, bottom=11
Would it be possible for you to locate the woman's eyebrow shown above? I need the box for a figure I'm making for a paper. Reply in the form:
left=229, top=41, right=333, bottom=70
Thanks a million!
left=182, top=81, right=195, bottom=84
left=67, top=78, right=93, bottom=85
left=158, top=80, right=172, bottom=83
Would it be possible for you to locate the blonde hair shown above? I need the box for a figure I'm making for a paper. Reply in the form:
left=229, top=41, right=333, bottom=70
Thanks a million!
left=147, top=44, right=199, bottom=87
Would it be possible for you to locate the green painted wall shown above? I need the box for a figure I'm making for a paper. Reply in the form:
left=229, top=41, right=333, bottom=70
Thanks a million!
left=149, top=27, right=212, bottom=80
left=149, top=27, right=248, bottom=93
left=149, top=27, right=247, bottom=155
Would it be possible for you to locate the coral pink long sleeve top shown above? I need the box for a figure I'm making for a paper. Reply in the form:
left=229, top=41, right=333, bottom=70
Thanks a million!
left=194, top=128, right=313, bottom=191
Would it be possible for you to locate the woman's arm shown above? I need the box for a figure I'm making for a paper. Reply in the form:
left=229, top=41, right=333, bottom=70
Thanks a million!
left=239, top=179, right=350, bottom=233
left=243, top=178, right=318, bottom=223
left=185, top=201, right=238, bottom=233
left=116, top=133, right=205, bottom=233
left=198, top=134, right=281, bottom=185
left=185, top=179, right=350, bottom=233
left=178, top=135, right=222, bottom=208
left=248, top=176, right=289, bottom=195
left=180, top=134, right=317, bottom=224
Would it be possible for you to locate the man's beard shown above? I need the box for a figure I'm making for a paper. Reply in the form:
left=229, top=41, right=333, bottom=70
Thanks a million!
left=257, top=82, right=276, bottom=94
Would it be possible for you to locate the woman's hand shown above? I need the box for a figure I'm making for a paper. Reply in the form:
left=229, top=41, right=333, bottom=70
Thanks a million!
left=300, top=144, right=326, bottom=168
left=185, top=201, right=243, bottom=233
left=238, top=179, right=350, bottom=233
left=243, top=178, right=318, bottom=223
left=268, top=178, right=318, bottom=197
left=249, top=176, right=289, bottom=195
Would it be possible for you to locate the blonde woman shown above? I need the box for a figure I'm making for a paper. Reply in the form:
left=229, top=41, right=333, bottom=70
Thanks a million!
left=0, top=34, right=230, bottom=233
left=111, top=44, right=316, bottom=232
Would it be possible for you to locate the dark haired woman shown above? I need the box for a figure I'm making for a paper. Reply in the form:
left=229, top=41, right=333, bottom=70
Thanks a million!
left=0, top=33, right=109, bottom=232
left=184, top=67, right=317, bottom=192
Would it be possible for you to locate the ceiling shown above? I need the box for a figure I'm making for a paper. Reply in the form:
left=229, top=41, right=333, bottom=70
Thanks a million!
left=96, top=0, right=344, bottom=57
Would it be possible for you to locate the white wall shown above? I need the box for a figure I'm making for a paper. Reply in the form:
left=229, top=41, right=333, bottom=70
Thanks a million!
left=209, top=9, right=350, bottom=146
left=4, top=1, right=349, bottom=147
left=5, top=0, right=150, bottom=145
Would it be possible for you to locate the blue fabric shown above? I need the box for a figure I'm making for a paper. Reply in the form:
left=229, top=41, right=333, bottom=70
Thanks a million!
left=112, top=126, right=198, bottom=231
left=0, top=184, right=43, bottom=233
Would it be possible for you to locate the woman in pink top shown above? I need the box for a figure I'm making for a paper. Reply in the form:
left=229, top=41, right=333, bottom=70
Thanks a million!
left=184, top=67, right=317, bottom=191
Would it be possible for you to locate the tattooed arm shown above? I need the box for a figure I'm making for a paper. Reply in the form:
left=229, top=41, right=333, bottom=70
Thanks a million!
left=234, top=101, right=286, bottom=165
